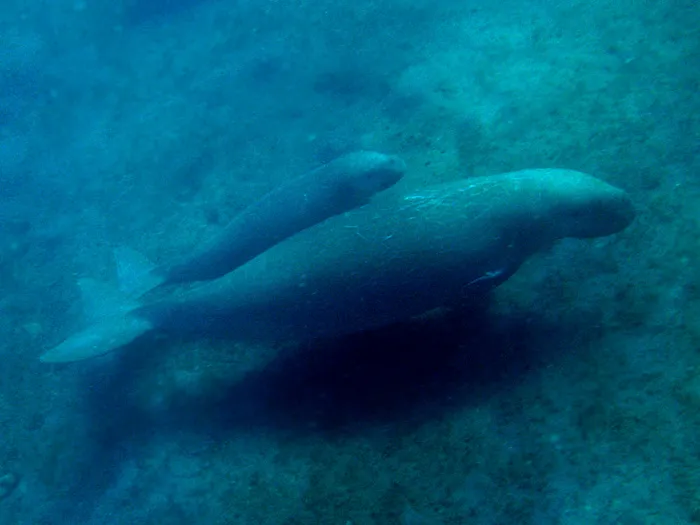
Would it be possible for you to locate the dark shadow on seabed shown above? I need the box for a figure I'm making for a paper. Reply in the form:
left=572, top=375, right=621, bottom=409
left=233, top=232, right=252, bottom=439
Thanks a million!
left=178, top=298, right=553, bottom=437
left=39, top=298, right=578, bottom=523
left=88, top=296, right=562, bottom=441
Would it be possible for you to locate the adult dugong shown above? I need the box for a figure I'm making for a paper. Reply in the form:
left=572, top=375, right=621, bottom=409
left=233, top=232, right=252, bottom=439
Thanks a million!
left=41, top=169, right=634, bottom=363
left=135, top=151, right=405, bottom=291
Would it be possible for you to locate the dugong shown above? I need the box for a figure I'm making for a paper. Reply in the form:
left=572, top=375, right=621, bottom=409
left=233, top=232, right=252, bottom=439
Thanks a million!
left=142, top=150, right=405, bottom=290
left=41, top=169, right=634, bottom=363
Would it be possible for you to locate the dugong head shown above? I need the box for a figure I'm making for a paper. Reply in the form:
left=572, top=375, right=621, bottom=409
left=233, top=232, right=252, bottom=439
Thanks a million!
left=331, top=150, right=406, bottom=202
left=534, top=169, right=635, bottom=239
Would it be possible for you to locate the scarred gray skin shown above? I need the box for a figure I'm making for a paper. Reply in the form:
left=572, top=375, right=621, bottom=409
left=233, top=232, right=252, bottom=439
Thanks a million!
left=155, top=150, right=406, bottom=287
left=40, top=169, right=634, bottom=363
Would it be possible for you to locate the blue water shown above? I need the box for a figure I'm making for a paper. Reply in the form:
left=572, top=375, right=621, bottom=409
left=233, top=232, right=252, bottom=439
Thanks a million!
left=0, top=0, right=698, bottom=523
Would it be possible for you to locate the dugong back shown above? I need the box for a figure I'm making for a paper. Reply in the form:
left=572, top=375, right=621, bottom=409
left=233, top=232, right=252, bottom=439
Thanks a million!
left=157, top=150, right=406, bottom=286
left=142, top=169, right=634, bottom=343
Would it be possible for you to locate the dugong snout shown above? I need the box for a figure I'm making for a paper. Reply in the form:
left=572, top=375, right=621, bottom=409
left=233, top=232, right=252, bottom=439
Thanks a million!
left=532, top=169, right=635, bottom=239
left=578, top=186, right=635, bottom=238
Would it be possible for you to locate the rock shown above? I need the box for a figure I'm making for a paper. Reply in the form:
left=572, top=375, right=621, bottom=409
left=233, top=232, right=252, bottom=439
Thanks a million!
left=0, top=472, right=19, bottom=500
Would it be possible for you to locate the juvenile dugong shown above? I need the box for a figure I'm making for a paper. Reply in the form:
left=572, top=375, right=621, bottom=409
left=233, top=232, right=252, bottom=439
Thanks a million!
left=146, top=150, right=406, bottom=289
left=41, top=169, right=634, bottom=363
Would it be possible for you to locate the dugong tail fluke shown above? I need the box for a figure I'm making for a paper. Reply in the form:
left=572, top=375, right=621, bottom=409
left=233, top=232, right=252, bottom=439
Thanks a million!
left=114, top=246, right=164, bottom=296
left=40, top=253, right=155, bottom=363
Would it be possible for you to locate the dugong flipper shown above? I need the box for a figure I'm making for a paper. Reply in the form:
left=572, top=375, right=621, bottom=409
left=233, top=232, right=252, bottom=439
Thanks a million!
left=145, top=150, right=405, bottom=290
left=41, top=169, right=634, bottom=363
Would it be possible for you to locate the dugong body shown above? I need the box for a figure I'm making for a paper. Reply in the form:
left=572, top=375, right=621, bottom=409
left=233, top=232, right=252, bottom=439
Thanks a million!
left=153, top=150, right=406, bottom=287
left=41, top=169, right=634, bottom=363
